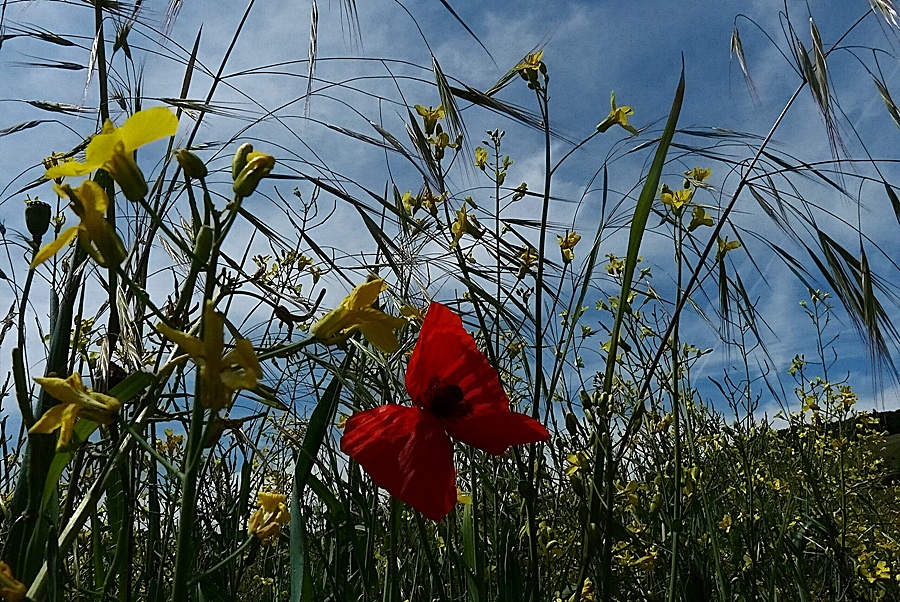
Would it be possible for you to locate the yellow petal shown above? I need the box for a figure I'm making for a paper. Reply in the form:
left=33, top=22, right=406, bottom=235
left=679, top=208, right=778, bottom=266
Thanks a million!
left=358, top=314, right=406, bottom=354
left=31, top=226, right=79, bottom=268
left=55, top=404, right=80, bottom=450
left=28, top=403, right=70, bottom=435
left=44, top=160, right=93, bottom=180
left=156, top=322, right=207, bottom=361
left=83, top=127, right=122, bottom=170
left=345, top=279, right=386, bottom=310
left=74, top=180, right=110, bottom=214
left=34, top=373, right=86, bottom=402
left=258, top=492, right=288, bottom=512
left=311, top=306, right=349, bottom=341
left=223, top=338, right=263, bottom=380
left=118, top=106, right=179, bottom=152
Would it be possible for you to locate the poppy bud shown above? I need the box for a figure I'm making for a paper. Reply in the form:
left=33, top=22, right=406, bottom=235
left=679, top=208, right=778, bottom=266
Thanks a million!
left=190, top=225, right=213, bottom=271
left=517, top=479, right=535, bottom=501
left=565, top=412, right=579, bottom=436
left=25, top=199, right=52, bottom=242
left=570, top=474, right=584, bottom=496
left=231, top=143, right=254, bottom=180
left=233, top=152, right=276, bottom=197
left=175, top=148, right=208, bottom=179
left=588, top=522, right=602, bottom=552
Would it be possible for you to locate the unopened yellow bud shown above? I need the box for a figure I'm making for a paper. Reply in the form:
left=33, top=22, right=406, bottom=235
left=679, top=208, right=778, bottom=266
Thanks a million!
left=231, top=143, right=254, bottom=180
left=175, top=148, right=208, bottom=179
left=106, top=149, right=148, bottom=201
left=233, top=152, right=276, bottom=197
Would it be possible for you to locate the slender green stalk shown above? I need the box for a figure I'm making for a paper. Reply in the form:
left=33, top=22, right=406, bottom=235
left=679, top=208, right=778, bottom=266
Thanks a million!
left=666, top=210, right=684, bottom=602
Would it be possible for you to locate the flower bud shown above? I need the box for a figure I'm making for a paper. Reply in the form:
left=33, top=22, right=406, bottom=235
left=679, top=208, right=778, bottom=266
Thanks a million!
left=231, top=143, right=254, bottom=180
left=105, top=150, right=148, bottom=201
left=25, top=199, right=52, bottom=242
left=175, top=148, right=208, bottom=179
left=233, top=152, right=275, bottom=197
left=190, top=225, right=213, bottom=271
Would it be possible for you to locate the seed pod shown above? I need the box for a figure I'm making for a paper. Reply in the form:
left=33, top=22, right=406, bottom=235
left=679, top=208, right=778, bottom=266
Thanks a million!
left=25, top=199, right=52, bottom=242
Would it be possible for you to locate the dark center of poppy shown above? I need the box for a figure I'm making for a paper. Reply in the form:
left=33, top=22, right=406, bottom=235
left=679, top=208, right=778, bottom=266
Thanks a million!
left=425, top=377, right=471, bottom=420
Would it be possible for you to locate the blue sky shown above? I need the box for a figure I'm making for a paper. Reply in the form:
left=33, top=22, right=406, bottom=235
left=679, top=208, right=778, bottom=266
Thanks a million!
left=1, top=0, right=900, bottom=423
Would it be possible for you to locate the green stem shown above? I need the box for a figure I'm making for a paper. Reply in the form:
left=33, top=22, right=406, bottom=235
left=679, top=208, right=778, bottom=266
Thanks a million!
left=666, top=212, right=684, bottom=601
left=526, top=82, right=551, bottom=602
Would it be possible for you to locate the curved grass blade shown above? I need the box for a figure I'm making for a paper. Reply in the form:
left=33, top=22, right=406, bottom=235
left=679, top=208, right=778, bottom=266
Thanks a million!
left=291, top=349, right=354, bottom=601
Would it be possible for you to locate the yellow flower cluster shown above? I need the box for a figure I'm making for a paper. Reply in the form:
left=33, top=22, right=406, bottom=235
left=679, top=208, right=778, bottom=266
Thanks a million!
left=248, top=492, right=291, bottom=545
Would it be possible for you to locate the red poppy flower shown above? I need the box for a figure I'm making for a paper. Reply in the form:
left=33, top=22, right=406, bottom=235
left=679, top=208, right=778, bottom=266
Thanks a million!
left=340, top=301, right=550, bottom=521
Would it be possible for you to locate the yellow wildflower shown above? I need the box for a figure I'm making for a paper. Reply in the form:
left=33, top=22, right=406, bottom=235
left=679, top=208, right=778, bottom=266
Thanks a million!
left=29, top=373, right=121, bottom=452
left=474, top=146, right=488, bottom=169
left=688, top=205, right=714, bottom=232
left=401, top=190, right=419, bottom=214
left=248, top=492, right=291, bottom=545
left=632, top=548, right=658, bottom=572
left=456, top=488, right=472, bottom=505
left=660, top=184, right=694, bottom=213
left=605, top=254, right=625, bottom=275
left=684, top=166, right=712, bottom=186
left=312, top=279, right=406, bottom=353
left=31, top=180, right=127, bottom=268
left=44, top=106, right=178, bottom=201
left=515, top=49, right=547, bottom=87
left=414, top=104, right=445, bottom=136
left=566, top=450, right=590, bottom=476
left=157, top=301, right=263, bottom=411
left=557, top=231, right=581, bottom=264
left=596, top=91, right=637, bottom=135
left=518, top=246, right=539, bottom=278
left=427, top=126, right=459, bottom=162
left=420, top=186, right=443, bottom=215
left=718, top=514, right=733, bottom=532
left=716, top=236, right=742, bottom=260
left=450, top=205, right=482, bottom=248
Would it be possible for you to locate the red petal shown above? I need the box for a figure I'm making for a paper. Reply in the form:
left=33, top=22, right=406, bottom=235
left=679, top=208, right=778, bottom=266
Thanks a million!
left=406, top=302, right=509, bottom=417
left=340, top=404, right=457, bottom=521
left=444, top=411, right=550, bottom=455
